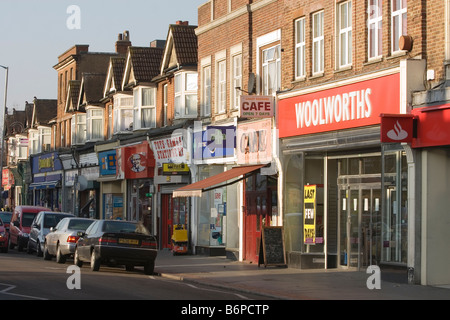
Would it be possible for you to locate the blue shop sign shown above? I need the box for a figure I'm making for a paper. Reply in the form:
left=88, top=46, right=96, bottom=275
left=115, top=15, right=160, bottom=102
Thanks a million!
left=193, top=125, right=236, bottom=160
left=32, top=152, right=62, bottom=174
left=99, top=150, right=117, bottom=176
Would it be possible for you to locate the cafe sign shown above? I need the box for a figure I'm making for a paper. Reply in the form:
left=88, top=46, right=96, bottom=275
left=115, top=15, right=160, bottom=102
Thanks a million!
left=240, top=95, right=274, bottom=118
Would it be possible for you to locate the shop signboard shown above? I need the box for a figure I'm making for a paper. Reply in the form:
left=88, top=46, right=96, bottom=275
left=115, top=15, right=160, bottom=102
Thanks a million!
left=303, top=185, right=316, bottom=245
left=380, top=114, right=414, bottom=143
left=99, top=150, right=117, bottom=176
left=116, top=141, right=155, bottom=179
left=31, top=152, right=63, bottom=174
left=151, top=134, right=189, bottom=166
left=240, top=95, right=274, bottom=118
left=411, top=104, right=450, bottom=148
left=237, top=119, right=272, bottom=165
left=278, top=73, right=400, bottom=138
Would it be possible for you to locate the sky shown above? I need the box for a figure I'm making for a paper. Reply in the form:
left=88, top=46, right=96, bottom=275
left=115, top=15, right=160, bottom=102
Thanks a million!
left=0, top=0, right=207, bottom=112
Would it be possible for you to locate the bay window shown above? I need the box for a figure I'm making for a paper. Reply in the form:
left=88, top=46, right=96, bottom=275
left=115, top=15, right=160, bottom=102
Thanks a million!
left=133, top=87, right=156, bottom=130
left=175, top=72, right=198, bottom=118
left=113, top=95, right=133, bottom=133
left=71, top=113, right=86, bottom=145
left=86, top=108, right=103, bottom=141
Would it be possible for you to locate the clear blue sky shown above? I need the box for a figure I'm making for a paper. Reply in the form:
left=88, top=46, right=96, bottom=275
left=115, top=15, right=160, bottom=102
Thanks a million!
left=0, top=0, right=206, bottom=111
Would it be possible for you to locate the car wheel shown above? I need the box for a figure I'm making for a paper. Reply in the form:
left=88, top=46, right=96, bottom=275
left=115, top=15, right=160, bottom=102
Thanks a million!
left=144, top=260, right=155, bottom=275
left=36, top=241, right=43, bottom=257
left=74, top=248, right=83, bottom=268
left=18, top=237, right=24, bottom=252
left=90, top=249, right=100, bottom=272
left=26, top=240, right=32, bottom=254
left=43, top=242, right=52, bottom=260
left=8, top=236, right=14, bottom=249
left=56, top=245, right=67, bottom=264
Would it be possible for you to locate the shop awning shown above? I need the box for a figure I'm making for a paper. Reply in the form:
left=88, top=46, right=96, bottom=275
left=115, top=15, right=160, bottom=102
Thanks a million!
left=29, top=181, right=60, bottom=190
left=173, top=164, right=265, bottom=198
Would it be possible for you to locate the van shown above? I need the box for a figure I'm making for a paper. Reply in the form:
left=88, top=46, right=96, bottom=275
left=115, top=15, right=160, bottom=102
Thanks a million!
left=9, top=206, right=50, bottom=251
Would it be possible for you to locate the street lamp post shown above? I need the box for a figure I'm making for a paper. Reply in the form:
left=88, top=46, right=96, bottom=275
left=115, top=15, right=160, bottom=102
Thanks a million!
left=0, top=65, right=8, bottom=208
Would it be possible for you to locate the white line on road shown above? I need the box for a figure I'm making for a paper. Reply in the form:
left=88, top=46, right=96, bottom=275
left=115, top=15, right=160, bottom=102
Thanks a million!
left=0, top=283, right=48, bottom=300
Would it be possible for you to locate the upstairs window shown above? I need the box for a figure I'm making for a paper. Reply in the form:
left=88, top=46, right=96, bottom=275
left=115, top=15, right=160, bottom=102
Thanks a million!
left=175, top=72, right=198, bottom=118
left=71, top=114, right=86, bottom=145
left=391, top=0, right=407, bottom=53
left=114, top=95, right=133, bottom=133
left=202, top=65, right=211, bottom=116
left=134, top=87, right=156, bottom=130
left=338, top=1, right=352, bottom=68
left=368, top=0, right=383, bottom=59
left=39, top=127, right=51, bottom=152
left=312, top=11, right=324, bottom=75
left=262, top=45, right=281, bottom=96
left=232, top=53, right=242, bottom=110
left=86, top=108, right=103, bottom=141
left=29, top=129, right=39, bottom=155
left=295, top=17, right=306, bottom=79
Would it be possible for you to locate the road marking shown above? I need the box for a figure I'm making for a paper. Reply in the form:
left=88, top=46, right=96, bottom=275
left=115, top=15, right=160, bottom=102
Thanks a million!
left=0, top=283, right=48, bottom=300
left=182, top=282, right=251, bottom=300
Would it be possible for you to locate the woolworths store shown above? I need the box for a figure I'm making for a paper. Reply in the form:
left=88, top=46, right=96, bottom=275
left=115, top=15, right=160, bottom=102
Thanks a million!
left=277, top=69, right=409, bottom=273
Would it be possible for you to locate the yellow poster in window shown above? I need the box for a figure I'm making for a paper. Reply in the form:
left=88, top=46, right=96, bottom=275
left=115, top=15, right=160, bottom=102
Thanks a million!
left=303, top=185, right=316, bottom=244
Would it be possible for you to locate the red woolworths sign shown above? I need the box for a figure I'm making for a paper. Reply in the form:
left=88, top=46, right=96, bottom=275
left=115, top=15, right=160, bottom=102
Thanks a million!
left=278, top=73, right=400, bottom=138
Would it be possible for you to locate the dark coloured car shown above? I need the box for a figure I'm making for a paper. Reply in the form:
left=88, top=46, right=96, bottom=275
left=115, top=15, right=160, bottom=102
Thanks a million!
left=0, top=218, right=8, bottom=253
left=74, top=220, right=158, bottom=275
left=27, top=211, right=75, bottom=256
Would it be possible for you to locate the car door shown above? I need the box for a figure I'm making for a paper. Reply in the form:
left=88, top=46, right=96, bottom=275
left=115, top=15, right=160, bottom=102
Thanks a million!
left=29, top=213, right=42, bottom=250
left=78, top=220, right=99, bottom=261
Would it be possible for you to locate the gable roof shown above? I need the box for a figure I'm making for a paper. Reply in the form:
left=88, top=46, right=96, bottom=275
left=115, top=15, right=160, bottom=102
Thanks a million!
left=78, top=73, right=107, bottom=109
left=104, top=56, right=126, bottom=97
left=160, top=23, right=198, bottom=75
left=31, top=98, right=57, bottom=128
left=65, top=80, right=81, bottom=113
left=122, top=46, right=164, bottom=89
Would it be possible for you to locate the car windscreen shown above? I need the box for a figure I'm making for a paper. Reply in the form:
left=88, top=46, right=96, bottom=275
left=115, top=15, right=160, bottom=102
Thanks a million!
left=44, top=214, right=73, bottom=228
left=0, top=212, right=12, bottom=224
left=68, top=219, right=93, bottom=231
left=22, top=212, right=38, bottom=227
left=102, top=221, right=150, bottom=235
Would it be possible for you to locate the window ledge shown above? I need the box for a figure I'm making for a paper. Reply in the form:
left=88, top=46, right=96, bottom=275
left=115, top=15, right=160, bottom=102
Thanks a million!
left=364, top=57, right=383, bottom=66
left=334, top=65, right=352, bottom=73
left=309, top=72, right=324, bottom=80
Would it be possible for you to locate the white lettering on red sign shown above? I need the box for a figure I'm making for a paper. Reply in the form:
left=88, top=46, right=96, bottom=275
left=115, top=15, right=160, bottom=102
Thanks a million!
left=295, top=89, right=372, bottom=129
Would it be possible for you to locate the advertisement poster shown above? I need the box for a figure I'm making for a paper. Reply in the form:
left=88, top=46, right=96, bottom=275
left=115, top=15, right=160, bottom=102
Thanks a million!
left=303, top=185, right=316, bottom=244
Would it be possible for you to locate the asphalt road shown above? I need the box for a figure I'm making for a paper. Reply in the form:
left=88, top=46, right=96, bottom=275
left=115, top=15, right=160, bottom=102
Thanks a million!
left=0, top=249, right=270, bottom=301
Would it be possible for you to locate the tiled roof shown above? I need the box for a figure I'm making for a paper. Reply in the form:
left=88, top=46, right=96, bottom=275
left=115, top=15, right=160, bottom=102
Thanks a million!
left=34, top=99, right=57, bottom=126
left=81, top=73, right=107, bottom=105
left=129, top=47, right=164, bottom=82
left=111, top=57, right=126, bottom=86
left=67, top=80, right=81, bottom=111
left=170, top=24, right=198, bottom=66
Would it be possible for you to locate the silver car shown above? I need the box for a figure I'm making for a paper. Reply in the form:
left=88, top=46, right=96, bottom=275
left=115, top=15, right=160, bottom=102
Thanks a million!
left=44, top=217, right=94, bottom=263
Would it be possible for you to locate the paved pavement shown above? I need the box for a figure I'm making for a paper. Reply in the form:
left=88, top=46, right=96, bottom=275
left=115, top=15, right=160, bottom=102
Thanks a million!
left=154, top=249, right=450, bottom=300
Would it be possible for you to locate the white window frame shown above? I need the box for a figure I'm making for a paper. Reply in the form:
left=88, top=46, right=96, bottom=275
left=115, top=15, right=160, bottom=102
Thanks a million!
left=338, top=1, right=352, bottom=68
left=71, top=113, right=86, bottom=145
left=163, top=84, right=168, bottom=126
left=391, top=0, right=407, bottom=53
left=202, top=65, right=211, bottom=116
left=231, top=53, right=242, bottom=110
left=175, top=72, right=198, bottom=119
left=368, top=0, right=383, bottom=60
left=29, top=129, right=39, bottom=155
left=133, top=86, right=156, bottom=130
left=38, top=127, right=51, bottom=152
left=16, top=136, right=28, bottom=160
left=216, top=59, right=227, bottom=114
left=86, top=107, right=104, bottom=142
left=114, top=94, right=134, bottom=133
left=262, top=45, right=281, bottom=96
left=295, top=17, right=306, bottom=79
left=312, top=11, right=324, bottom=75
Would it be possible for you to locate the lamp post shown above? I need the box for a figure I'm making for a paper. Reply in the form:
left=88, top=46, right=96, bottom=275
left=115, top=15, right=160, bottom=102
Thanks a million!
left=0, top=65, right=8, bottom=208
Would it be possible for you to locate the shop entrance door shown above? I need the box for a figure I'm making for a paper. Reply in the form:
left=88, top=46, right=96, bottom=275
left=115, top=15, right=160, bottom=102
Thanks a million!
left=244, top=192, right=270, bottom=263
left=338, top=184, right=381, bottom=269
left=161, top=194, right=173, bottom=249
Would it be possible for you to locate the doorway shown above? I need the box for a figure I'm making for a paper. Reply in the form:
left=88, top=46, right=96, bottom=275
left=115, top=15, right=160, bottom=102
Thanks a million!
left=338, top=184, right=381, bottom=269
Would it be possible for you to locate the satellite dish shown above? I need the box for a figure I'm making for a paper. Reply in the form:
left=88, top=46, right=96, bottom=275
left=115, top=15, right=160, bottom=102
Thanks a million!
left=248, top=73, right=256, bottom=94
left=76, top=175, right=88, bottom=191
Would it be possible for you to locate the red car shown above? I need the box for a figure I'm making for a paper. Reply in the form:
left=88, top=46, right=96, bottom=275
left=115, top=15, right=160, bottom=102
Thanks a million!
left=0, top=218, right=8, bottom=253
left=9, top=206, right=50, bottom=251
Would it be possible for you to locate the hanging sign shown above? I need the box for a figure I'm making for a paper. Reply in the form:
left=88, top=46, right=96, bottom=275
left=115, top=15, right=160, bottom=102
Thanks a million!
left=240, top=95, right=274, bottom=118
left=303, top=185, right=317, bottom=244
left=380, top=113, right=414, bottom=143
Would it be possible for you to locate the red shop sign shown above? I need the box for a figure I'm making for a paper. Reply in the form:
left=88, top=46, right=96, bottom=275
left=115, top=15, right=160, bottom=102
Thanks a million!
left=116, top=141, right=156, bottom=179
left=380, top=114, right=414, bottom=143
left=411, top=104, right=450, bottom=148
left=278, top=73, right=400, bottom=138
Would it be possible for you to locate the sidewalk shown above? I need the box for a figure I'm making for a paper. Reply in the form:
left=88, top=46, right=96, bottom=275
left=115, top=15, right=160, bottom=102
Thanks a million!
left=154, top=250, right=450, bottom=300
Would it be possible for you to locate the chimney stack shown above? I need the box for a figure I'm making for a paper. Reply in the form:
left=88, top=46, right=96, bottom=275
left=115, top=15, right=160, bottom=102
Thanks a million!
left=116, top=30, right=131, bottom=55
left=176, top=21, right=189, bottom=26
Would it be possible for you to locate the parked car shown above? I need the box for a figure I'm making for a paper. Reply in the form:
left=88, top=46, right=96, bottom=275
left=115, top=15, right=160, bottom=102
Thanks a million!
left=44, top=217, right=94, bottom=263
left=9, top=206, right=50, bottom=251
left=74, top=220, right=158, bottom=275
left=0, top=218, right=8, bottom=253
left=0, top=211, right=13, bottom=232
left=27, top=211, right=74, bottom=256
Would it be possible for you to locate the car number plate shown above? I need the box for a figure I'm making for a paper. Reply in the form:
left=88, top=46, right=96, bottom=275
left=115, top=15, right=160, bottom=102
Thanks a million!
left=118, top=238, right=139, bottom=245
